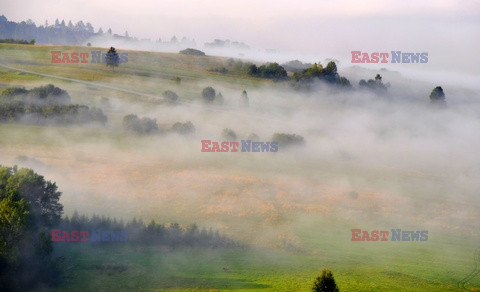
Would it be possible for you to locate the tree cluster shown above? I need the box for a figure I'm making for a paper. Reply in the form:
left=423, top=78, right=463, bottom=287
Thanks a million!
left=0, top=166, right=64, bottom=290
left=204, top=39, right=249, bottom=50
left=122, top=114, right=196, bottom=136
left=122, top=114, right=159, bottom=135
left=0, top=85, right=107, bottom=125
left=292, top=61, right=351, bottom=88
left=225, top=60, right=288, bottom=81
left=358, top=74, right=389, bottom=93
left=247, top=62, right=288, bottom=81
left=171, top=121, right=195, bottom=135
left=281, top=60, right=313, bottom=73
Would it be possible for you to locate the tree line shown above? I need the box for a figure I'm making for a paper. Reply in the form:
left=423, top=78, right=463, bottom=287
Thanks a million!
left=0, top=38, right=35, bottom=45
left=0, top=15, right=99, bottom=45
left=61, top=212, right=240, bottom=248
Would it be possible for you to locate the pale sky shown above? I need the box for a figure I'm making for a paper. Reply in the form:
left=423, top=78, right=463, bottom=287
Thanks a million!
left=1, top=0, right=480, bottom=75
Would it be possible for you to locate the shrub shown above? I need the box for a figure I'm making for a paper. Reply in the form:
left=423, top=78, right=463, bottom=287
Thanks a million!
left=179, top=48, right=206, bottom=56
left=312, top=269, right=340, bottom=292
left=202, top=87, right=216, bottom=102
left=122, top=114, right=158, bottom=134
left=208, top=67, right=228, bottom=74
left=162, top=90, right=179, bottom=102
left=172, top=121, right=195, bottom=135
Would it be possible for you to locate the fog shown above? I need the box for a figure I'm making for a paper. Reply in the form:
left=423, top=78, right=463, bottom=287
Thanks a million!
left=2, top=1, right=480, bottom=289
left=2, top=62, right=479, bottom=250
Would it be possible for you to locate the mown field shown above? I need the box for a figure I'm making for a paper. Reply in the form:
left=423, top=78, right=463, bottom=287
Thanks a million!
left=0, top=43, right=479, bottom=291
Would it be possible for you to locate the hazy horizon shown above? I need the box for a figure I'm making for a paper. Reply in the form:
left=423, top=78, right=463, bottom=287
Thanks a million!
left=2, top=0, right=480, bottom=77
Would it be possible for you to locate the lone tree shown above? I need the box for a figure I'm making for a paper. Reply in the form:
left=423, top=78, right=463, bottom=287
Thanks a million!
left=429, top=86, right=446, bottom=104
left=105, top=47, right=119, bottom=71
left=313, top=269, right=340, bottom=292
left=202, top=86, right=216, bottom=103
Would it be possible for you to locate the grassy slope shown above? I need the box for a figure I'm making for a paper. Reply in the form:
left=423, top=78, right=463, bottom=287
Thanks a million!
left=0, top=43, right=264, bottom=101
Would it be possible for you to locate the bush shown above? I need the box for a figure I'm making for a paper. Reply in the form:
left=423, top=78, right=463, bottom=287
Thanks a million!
left=312, top=269, right=340, bottom=292
left=202, top=87, right=216, bottom=102
left=208, top=67, right=228, bottom=74
left=122, top=114, right=158, bottom=134
left=272, top=133, right=305, bottom=148
left=179, top=48, right=206, bottom=56
left=172, top=121, right=195, bottom=135
left=162, top=90, right=179, bottom=102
